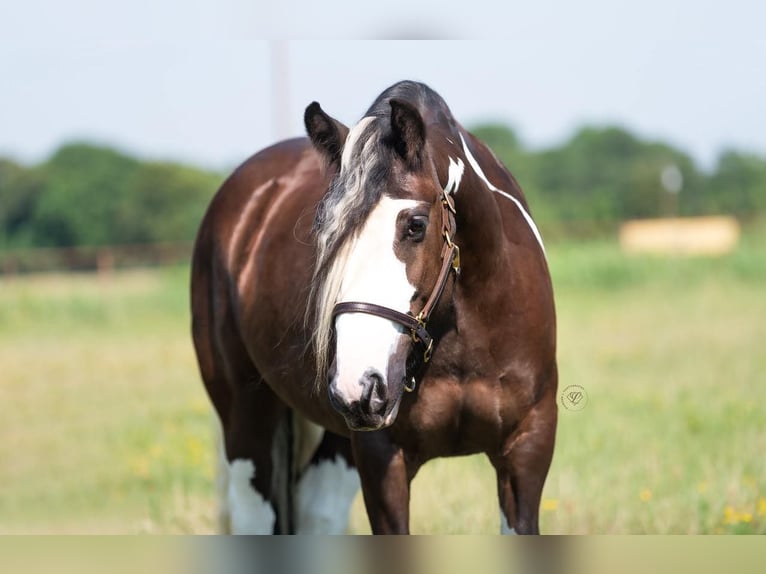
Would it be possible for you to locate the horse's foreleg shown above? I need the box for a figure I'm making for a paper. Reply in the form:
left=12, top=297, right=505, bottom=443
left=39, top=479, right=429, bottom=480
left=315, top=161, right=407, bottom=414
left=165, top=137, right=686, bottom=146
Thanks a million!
left=351, top=432, right=414, bottom=534
left=295, top=425, right=360, bottom=534
left=222, top=382, right=290, bottom=534
left=491, top=388, right=557, bottom=535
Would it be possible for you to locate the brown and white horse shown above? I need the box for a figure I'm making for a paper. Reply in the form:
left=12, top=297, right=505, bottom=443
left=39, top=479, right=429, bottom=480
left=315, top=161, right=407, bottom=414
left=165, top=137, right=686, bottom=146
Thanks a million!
left=191, top=81, right=557, bottom=534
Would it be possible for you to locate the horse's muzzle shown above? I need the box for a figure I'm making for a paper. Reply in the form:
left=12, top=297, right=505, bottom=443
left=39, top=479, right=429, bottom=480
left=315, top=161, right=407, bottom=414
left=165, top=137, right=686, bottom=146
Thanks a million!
left=328, top=368, right=397, bottom=431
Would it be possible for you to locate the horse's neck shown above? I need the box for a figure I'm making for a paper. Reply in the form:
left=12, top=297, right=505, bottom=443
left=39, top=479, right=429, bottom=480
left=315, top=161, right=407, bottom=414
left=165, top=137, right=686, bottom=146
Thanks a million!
left=452, top=139, right=513, bottom=286
left=451, top=136, right=543, bottom=327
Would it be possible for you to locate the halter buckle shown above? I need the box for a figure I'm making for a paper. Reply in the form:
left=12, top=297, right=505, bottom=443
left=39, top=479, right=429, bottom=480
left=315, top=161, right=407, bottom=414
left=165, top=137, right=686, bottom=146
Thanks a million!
left=452, top=245, right=461, bottom=276
left=423, top=338, right=434, bottom=363
left=411, top=312, right=426, bottom=344
left=409, top=312, right=433, bottom=363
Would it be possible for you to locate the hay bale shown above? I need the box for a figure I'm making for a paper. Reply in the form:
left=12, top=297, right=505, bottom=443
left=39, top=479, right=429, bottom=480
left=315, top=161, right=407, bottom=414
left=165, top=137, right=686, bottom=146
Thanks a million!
left=619, top=216, right=740, bottom=255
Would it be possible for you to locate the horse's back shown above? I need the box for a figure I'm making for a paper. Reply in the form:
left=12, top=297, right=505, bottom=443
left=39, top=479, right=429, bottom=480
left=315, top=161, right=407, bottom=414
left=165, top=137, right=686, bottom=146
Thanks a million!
left=191, top=136, right=350, bottom=433
left=192, top=139, right=319, bottom=393
left=194, top=138, right=319, bottom=250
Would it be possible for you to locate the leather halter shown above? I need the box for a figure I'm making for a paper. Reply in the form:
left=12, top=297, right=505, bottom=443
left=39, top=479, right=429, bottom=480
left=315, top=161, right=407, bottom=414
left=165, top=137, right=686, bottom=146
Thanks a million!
left=331, top=187, right=461, bottom=387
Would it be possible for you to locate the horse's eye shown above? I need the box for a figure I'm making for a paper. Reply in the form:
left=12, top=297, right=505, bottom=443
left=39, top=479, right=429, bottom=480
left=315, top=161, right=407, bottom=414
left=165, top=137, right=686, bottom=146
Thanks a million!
left=406, top=216, right=428, bottom=242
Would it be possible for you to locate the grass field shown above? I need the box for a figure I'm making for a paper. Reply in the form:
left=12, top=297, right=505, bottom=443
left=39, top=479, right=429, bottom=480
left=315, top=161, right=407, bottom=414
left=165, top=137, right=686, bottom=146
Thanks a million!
left=1, top=233, right=764, bottom=534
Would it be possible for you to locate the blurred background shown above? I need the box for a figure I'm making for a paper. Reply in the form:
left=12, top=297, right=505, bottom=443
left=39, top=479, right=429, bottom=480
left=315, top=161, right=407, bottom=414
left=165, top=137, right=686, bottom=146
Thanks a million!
left=1, top=1, right=764, bottom=533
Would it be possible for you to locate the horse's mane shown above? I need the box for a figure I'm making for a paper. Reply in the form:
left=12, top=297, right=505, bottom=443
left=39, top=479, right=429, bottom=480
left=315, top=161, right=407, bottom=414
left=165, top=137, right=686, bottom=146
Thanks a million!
left=307, top=81, right=455, bottom=388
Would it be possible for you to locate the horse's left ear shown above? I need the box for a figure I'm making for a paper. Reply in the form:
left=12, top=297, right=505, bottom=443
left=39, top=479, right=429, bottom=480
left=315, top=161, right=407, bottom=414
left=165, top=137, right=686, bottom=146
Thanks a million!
left=304, top=102, right=349, bottom=169
left=389, top=99, right=425, bottom=169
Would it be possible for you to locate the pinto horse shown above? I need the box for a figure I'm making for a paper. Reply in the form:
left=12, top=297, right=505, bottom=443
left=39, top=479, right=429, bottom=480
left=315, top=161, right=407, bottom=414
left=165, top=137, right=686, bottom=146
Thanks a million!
left=191, top=81, right=557, bottom=534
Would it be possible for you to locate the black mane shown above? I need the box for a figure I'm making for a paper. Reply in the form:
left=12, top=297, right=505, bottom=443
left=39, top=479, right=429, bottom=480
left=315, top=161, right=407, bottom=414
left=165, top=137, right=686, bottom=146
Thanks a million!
left=365, top=81, right=448, bottom=119
left=314, top=80, right=456, bottom=246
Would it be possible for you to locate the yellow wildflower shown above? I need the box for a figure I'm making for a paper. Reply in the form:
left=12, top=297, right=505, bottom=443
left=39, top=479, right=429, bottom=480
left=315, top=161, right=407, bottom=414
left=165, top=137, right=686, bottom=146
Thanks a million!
left=131, top=457, right=150, bottom=479
left=723, top=505, right=739, bottom=525
left=541, top=499, right=559, bottom=511
left=640, top=489, right=652, bottom=502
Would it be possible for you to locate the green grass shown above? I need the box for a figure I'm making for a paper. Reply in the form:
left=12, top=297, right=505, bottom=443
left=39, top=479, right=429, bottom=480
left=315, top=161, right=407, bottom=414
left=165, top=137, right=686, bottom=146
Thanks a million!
left=544, top=239, right=766, bottom=534
left=1, top=235, right=764, bottom=533
left=0, top=267, right=215, bottom=533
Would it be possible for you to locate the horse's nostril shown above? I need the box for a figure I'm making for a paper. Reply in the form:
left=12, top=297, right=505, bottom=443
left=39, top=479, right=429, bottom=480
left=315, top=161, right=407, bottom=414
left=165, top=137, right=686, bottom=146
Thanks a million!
left=360, top=368, right=387, bottom=411
left=367, top=369, right=383, bottom=389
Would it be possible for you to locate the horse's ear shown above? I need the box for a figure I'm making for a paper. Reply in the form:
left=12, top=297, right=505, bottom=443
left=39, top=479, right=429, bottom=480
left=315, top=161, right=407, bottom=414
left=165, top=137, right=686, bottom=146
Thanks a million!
left=304, top=102, right=349, bottom=169
left=389, top=99, right=425, bottom=169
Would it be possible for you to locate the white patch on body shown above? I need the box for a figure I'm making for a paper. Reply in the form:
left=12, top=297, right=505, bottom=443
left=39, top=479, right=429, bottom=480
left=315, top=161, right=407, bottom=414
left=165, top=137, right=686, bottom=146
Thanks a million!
left=459, top=133, right=546, bottom=255
left=333, top=196, right=421, bottom=401
left=500, top=509, right=517, bottom=535
left=227, top=459, right=276, bottom=534
left=296, top=455, right=361, bottom=534
left=444, top=156, right=465, bottom=195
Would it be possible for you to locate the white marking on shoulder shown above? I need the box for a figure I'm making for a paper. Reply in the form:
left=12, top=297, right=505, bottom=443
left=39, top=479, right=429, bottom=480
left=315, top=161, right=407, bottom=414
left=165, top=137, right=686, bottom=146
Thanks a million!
left=227, top=459, right=276, bottom=534
left=296, top=455, right=361, bottom=534
left=444, top=156, right=465, bottom=195
left=459, top=133, right=546, bottom=256
left=500, top=509, right=517, bottom=535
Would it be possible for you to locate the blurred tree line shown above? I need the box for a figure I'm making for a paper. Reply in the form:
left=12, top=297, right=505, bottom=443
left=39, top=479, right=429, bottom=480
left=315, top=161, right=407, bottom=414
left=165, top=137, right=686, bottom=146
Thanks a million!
left=472, top=124, right=766, bottom=237
left=1, top=128, right=765, bottom=251
left=0, top=142, right=223, bottom=250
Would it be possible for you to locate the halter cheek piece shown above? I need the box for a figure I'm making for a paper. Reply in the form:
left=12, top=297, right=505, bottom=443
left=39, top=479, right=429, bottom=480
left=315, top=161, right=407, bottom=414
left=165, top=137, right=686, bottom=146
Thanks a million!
left=331, top=187, right=461, bottom=392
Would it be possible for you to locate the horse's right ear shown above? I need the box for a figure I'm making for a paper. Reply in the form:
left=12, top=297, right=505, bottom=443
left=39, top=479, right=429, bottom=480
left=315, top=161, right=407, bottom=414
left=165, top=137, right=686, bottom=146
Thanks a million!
left=304, top=102, right=349, bottom=169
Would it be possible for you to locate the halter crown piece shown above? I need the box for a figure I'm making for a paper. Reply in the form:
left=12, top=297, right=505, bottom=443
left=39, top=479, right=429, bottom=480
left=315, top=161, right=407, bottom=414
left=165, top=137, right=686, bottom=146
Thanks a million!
left=331, top=178, right=461, bottom=392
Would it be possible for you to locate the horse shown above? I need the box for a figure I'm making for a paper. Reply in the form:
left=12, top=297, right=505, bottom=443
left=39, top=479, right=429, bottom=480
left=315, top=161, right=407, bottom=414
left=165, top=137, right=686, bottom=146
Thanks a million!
left=191, top=80, right=557, bottom=534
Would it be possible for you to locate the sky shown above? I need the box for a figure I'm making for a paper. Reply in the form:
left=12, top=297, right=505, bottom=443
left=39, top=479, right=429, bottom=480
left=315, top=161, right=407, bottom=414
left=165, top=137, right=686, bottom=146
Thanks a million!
left=1, top=1, right=764, bottom=172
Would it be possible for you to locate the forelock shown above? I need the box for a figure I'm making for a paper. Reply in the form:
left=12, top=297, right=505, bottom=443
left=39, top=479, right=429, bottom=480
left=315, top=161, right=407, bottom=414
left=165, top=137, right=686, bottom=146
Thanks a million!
left=313, top=117, right=389, bottom=265
left=308, top=115, right=398, bottom=388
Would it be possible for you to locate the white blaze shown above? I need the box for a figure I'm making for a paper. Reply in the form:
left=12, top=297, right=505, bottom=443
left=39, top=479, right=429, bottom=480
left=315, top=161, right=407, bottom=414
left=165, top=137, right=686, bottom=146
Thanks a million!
left=333, top=196, right=420, bottom=401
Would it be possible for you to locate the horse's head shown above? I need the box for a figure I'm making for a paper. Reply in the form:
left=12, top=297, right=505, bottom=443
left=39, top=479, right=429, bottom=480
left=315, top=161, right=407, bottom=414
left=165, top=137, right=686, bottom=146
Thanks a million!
left=305, top=89, right=460, bottom=431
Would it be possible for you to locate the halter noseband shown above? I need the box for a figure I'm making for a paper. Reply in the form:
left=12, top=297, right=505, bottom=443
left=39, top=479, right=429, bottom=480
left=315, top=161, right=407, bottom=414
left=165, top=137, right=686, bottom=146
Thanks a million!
left=331, top=187, right=461, bottom=389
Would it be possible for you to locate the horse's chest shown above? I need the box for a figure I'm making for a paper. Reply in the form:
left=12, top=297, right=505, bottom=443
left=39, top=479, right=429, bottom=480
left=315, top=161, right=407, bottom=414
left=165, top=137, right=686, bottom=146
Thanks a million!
left=399, top=379, right=509, bottom=457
